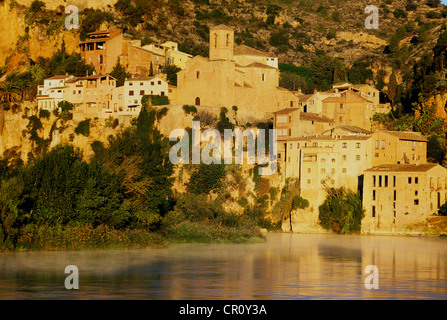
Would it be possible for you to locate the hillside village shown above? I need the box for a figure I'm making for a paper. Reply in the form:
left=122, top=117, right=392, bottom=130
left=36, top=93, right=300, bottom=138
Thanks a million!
left=18, top=22, right=447, bottom=235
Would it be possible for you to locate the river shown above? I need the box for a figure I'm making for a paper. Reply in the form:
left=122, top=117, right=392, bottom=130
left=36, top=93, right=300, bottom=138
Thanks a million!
left=0, top=233, right=446, bottom=299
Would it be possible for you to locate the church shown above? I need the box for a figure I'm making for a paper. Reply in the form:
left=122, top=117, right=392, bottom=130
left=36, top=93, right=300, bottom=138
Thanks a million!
left=175, top=24, right=299, bottom=113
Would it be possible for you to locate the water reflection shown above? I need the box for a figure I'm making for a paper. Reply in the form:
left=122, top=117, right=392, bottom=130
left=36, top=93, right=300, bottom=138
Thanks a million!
left=0, top=233, right=446, bottom=299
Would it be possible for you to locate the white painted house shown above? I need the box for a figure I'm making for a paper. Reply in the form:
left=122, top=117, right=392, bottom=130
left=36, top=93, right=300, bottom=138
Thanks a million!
left=37, top=75, right=75, bottom=111
left=124, top=76, right=169, bottom=109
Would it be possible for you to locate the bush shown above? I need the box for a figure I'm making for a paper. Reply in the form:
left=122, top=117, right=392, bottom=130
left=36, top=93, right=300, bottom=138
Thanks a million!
left=151, top=95, right=169, bottom=106
left=30, top=0, right=46, bottom=13
left=319, top=187, right=365, bottom=234
left=38, top=109, right=50, bottom=119
left=186, top=163, right=227, bottom=195
left=75, top=119, right=90, bottom=136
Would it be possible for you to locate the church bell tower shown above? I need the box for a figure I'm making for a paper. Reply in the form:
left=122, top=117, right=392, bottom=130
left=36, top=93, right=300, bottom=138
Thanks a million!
left=209, top=24, right=234, bottom=61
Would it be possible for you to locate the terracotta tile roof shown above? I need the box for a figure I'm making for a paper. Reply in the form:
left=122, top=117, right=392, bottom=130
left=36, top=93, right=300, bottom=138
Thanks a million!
left=335, top=125, right=372, bottom=134
left=323, top=93, right=372, bottom=104
left=338, top=135, right=371, bottom=140
left=210, top=24, right=234, bottom=31
left=380, top=130, right=428, bottom=142
left=299, top=112, right=334, bottom=123
left=298, top=94, right=312, bottom=102
left=273, top=108, right=299, bottom=114
left=364, top=163, right=438, bottom=173
left=240, top=61, right=277, bottom=69
left=46, top=75, right=73, bottom=80
left=233, top=45, right=276, bottom=58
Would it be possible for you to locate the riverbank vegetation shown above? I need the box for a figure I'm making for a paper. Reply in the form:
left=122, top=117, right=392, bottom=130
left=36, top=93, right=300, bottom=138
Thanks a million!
left=0, top=107, right=265, bottom=251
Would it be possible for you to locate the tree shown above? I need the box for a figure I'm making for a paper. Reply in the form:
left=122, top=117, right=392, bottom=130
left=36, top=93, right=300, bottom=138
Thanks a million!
left=110, top=59, right=129, bottom=87
left=162, top=64, right=181, bottom=86
left=0, top=83, right=20, bottom=103
left=318, top=186, right=365, bottom=234
left=388, top=70, right=398, bottom=106
left=438, top=200, right=447, bottom=216
left=186, top=163, right=226, bottom=195
left=427, top=135, right=447, bottom=164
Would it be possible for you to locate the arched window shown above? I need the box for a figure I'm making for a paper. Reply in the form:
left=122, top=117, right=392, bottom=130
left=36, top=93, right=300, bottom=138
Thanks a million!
left=195, top=97, right=200, bottom=106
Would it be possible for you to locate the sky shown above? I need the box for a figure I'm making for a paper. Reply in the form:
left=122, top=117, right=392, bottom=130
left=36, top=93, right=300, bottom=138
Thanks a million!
left=442, top=0, right=447, bottom=5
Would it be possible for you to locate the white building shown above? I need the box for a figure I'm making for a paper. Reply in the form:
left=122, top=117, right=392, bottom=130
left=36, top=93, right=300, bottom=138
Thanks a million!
left=37, top=75, right=75, bottom=111
left=123, top=76, right=169, bottom=109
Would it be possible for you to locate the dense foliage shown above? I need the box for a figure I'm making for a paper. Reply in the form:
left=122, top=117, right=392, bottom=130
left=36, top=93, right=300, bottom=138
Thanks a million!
left=319, top=187, right=365, bottom=234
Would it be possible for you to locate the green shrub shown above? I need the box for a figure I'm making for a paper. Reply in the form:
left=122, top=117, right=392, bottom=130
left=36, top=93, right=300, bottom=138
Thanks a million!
left=75, top=119, right=90, bottom=136
left=38, top=109, right=50, bottom=119
left=151, top=95, right=169, bottom=106
left=318, top=187, right=365, bottom=234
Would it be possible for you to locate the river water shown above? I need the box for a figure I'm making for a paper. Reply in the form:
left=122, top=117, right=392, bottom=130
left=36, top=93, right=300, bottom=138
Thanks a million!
left=0, top=233, right=446, bottom=299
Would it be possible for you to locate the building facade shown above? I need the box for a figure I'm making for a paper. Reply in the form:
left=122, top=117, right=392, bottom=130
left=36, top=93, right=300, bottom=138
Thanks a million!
left=362, top=164, right=447, bottom=232
left=175, top=24, right=298, bottom=112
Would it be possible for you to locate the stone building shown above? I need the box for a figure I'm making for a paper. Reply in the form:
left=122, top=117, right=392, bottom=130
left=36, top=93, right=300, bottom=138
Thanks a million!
left=175, top=24, right=298, bottom=112
left=274, top=108, right=334, bottom=139
left=370, top=130, right=427, bottom=166
left=362, top=163, right=447, bottom=233
left=321, top=90, right=375, bottom=131
left=277, top=135, right=372, bottom=212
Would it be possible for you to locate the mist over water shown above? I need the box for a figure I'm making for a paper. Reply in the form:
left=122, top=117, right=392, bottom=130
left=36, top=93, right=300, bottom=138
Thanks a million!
left=0, top=233, right=446, bottom=299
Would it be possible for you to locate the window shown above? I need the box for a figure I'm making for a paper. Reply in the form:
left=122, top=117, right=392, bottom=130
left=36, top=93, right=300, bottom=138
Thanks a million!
left=415, top=191, right=418, bottom=196
left=129, top=82, right=133, bottom=86
left=321, top=168, right=326, bottom=174
left=342, top=155, right=347, bottom=160
left=373, top=190, right=376, bottom=201
left=140, top=90, right=145, bottom=95
left=393, top=176, right=396, bottom=187
left=161, top=91, right=165, bottom=96
left=307, top=179, right=311, bottom=184
left=415, top=177, right=418, bottom=184
left=289, top=144, right=293, bottom=149
left=290, top=101, right=294, bottom=108
left=393, top=190, right=397, bottom=201
left=380, top=140, right=385, bottom=149
left=196, top=71, right=200, bottom=79
left=373, top=175, right=376, bottom=187
left=307, top=168, right=311, bottom=173
left=372, top=206, right=376, bottom=217
left=342, top=168, right=346, bottom=173
left=375, top=140, right=379, bottom=149
left=342, top=142, right=347, bottom=148
left=140, top=82, right=144, bottom=86
left=375, top=153, right=379, bottom=158
left=129, top=90, right=134, bottom=96
left=356, top=143, right=361, bottom=148
left=321, top=158, right=326, bottom=163
left=226, top=33, right=230, bottom=46
left=151, top=81, right=154, bottom=86
left=262, top=73, right=265, bottom=81
left=384, top=175, right=388, bottom=187
left=379, top=175, right=382, bottom=187
left=331, top=168, right=335, bottom=174
left=408, top=177, right=412, bottom=184
left=332, top=158, right=336, bottom=163
left=356, top=155, right=361, bottom=160
left=158, top=81, right=161, bottom=85
left=414, top=199, right=419, bottom=205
